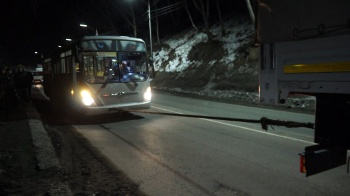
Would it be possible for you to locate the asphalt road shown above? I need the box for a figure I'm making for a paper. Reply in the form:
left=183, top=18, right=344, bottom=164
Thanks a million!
left=32, top=86, right=350, bottom=195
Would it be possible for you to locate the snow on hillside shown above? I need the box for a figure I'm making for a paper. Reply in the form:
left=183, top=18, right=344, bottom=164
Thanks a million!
left=153, top=15, right=254, bottom=72
left=151, top=14, right=316, bottom=110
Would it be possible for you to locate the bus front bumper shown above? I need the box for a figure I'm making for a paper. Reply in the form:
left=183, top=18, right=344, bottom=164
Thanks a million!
left=81, top=101, right=151, bottom=116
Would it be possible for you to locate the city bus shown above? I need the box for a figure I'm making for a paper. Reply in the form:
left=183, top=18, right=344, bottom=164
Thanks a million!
left=42, top=36, right=152, bottom=115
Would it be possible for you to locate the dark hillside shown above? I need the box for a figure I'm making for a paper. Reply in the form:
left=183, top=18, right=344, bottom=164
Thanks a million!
left=151, top=13, right=259, bottom=93
left=150, top=13, right=315, bottom=111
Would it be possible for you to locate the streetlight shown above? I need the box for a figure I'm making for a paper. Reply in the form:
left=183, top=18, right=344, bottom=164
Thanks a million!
left=127, top=0, right=153, bottom=62
left=34, top=51, right=43, bottom=59
left=80, top=23, right=99, bottom=35
left=34, top=51, right=44, bottom=69
left=147, top=0, right=153, bottom=63
left=66, top=38, right=72, bottom=42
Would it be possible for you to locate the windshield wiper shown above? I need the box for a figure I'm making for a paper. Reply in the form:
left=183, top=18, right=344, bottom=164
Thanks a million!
left=124, top=73, right=138, bottom=86
left=99, top=70, right=138, bottom=90
left=100, top=70, right=114, bottom=89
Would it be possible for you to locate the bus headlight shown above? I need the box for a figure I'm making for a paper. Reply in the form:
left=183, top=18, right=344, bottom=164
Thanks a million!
left=143, top=87, right=152, bottom=101
left=80, top=90, right=95, bottom=106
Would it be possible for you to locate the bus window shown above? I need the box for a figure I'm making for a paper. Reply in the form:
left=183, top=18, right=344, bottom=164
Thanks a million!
left=66, top=56, right=73, bottom=73
left=81, top=48, right=148, bottom=84
left=54, top=61, right=61, bottom=74
left=96, top=57, right=104, bottom=76
left=84, top=56, right=94, bottom=82
left=75, top=63, right=80, bottom=73
left=61, top=58, right=66, bottom=73
left=125, top=52, right=148, bottom=75
left=84, top=56, right=94, bottom=75
left=83, top=56, right=120, bottom=83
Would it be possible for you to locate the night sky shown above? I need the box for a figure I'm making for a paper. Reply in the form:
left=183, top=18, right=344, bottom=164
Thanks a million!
left=0, top=0, right=246, bottom=67
left=1, top=1, right=85, bottom=66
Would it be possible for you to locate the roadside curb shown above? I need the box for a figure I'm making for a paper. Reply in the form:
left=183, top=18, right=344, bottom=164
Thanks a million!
left=25, top=104, right=73, bottom=195
left=28, top=118, right=61, bottom=170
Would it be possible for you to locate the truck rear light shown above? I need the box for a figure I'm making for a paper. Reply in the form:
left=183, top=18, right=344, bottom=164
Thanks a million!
left=299, top=153, right=306, bottom=173
left=299, top=145, right=347, bottom=177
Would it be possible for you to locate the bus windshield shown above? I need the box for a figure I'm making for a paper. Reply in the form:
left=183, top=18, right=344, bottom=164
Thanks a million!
left=83, top=51, right=149, bottom=84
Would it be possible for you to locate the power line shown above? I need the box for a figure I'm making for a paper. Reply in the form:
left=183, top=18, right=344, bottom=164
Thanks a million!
left=151, top=2, right=185, bottom=19
left=138, top=1, right=186, bottom=23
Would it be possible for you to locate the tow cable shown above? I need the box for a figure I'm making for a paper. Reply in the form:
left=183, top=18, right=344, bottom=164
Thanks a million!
left=122, top=110, right=314, bottom=131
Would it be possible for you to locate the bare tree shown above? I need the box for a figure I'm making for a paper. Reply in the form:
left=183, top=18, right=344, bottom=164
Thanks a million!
left=192, top=0, right=212, bottom=37
left=118, top=2, right=138, bottom=37
left=215, top=0, right=225, bottom=35
left=183, top=0, right=199, bottom=31
left=245, top=0, right=255, bottom=25
left=106, top=16, right=118, bottom=35
left=153, top=0, right=186, bottom=45
left=72, top=0, right=120, bottom=35
left=167, top=0, right=180, bottom=28
left=154, top=1, right=161, bottom=45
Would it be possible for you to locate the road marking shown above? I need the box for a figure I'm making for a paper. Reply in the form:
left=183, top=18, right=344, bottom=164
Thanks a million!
left=152, top=106, right=315, bottom=145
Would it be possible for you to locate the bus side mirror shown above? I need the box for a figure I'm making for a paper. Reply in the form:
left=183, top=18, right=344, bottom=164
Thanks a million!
left=74, top=46, right=85, bottom=63
left=148, top=56, right=153, bottom=64
left=148, top=56, right=155, bottom=79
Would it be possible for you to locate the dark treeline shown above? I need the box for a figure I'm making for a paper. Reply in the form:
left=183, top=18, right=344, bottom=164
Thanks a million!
left=0, top=0, right=247, bottom=66
left=70, top=0, right=247, bottom=44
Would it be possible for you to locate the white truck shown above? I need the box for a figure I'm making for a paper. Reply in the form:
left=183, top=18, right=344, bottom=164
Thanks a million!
left=253, top=0, right=350, bottom=176
left=31, top=67, right=43, bottom=85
